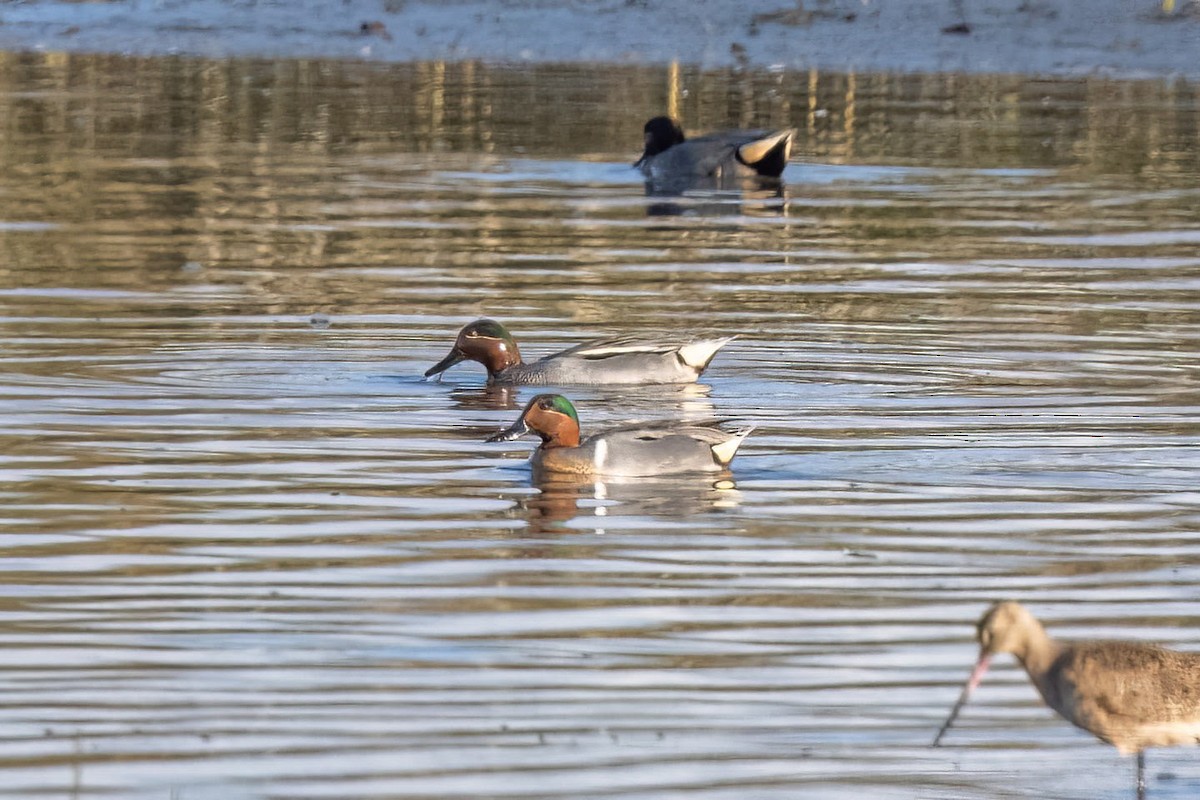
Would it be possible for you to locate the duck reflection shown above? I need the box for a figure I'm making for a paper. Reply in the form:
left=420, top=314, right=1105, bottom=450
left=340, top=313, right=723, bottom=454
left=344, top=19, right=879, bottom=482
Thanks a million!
left=451, top=381, right=720, bottom=416
left=645, top=183, right=790, bottom=218
left=520, top=470, right=744, bottom=534
left=587, top=381, right=719, bottom=422
left=448, top=384, right=520, bottom=411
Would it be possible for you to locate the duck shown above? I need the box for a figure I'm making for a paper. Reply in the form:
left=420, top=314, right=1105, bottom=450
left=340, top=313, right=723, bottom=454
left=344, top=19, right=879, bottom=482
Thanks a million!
left=485, top=393, right=753, bottom=477
left=634, top=116, right=796, bottom=189
left=425, top=319, right=734, bottom=386
left=933, top=601, right=1200, bottom=800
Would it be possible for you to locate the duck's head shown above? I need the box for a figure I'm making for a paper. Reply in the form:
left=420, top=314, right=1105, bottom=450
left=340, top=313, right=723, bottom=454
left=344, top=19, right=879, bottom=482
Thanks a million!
left=486, top=393, right=581, bottom=449
left=635, top=116, right=686, bottom=167
left=425, top=319, right=522, bottom=380
left=932, top=601, right=1040, bottom=747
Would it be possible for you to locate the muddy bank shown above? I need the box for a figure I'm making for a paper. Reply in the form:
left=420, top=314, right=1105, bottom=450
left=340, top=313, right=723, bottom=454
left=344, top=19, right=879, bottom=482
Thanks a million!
left=0, top=0, right=1196, bottom=78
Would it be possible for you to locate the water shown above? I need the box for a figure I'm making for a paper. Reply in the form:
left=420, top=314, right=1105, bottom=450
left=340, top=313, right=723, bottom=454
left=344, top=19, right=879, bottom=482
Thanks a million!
left=1, top=54, right=1199, bottom=799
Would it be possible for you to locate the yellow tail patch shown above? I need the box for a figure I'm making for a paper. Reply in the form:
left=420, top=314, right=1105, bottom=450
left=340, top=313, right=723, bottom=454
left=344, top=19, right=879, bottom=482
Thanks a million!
left=737, top=130, right=795, bottom=166
left=678, top=336, right=736, bottom=371
left=711, top=427, right=754, bottom=466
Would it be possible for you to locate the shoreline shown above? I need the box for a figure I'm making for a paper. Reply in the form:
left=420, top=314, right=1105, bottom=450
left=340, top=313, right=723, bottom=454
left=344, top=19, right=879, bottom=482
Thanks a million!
left=0, top=1, right=1196, bottom=79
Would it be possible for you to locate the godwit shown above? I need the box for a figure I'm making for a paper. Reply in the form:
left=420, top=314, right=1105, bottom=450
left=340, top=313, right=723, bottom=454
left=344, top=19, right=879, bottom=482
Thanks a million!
left=933, top=601, right=1200, bottom=799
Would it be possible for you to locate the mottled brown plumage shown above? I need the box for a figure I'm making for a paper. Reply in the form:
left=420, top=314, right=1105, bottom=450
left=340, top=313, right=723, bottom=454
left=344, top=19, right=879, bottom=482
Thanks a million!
left=935, top=601, right=1200, bottom=799
left=1050, top=641, right=1200, bottom=754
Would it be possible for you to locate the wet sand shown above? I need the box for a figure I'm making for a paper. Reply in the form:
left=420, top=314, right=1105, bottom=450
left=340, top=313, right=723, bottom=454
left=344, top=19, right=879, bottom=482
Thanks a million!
left=0, top=0, right=1196, bottom=77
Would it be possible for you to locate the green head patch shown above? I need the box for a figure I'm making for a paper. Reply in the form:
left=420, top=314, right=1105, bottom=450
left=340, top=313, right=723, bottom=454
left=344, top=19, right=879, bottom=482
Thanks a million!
left=466, top=318, right=514, bottom=344
left=542, top=394, right=578, bottom=425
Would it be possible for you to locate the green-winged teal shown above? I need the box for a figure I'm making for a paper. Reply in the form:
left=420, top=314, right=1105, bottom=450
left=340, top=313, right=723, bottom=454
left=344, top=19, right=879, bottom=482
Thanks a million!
left=425, top=319, right=734, bottom=386
left=486, top=393, right=752, bottom=477
left=635, top=116, right=796, bottom=188
left=934, top=601, right=1200, bottom=799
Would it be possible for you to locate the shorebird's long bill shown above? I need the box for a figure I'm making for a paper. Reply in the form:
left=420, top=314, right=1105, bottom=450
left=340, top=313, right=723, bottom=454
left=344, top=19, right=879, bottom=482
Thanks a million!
left=932, top=651, right=992, bottom=746
left=424, top=348, right=465, bottom=379
left=485, top=417, right=530, bottom=443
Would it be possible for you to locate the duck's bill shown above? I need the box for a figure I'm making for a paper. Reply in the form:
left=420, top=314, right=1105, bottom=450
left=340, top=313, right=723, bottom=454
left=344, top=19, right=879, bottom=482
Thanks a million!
left=424, top=348, right=465, bottom=379
left=485, top=418, right=530, bottom=443
left=932, top=651, right=991, bottom=747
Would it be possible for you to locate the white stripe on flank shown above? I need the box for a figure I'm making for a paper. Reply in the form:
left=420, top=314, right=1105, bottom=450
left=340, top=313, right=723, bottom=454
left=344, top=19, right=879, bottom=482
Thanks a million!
left=593, top=439, right=608, bottom=470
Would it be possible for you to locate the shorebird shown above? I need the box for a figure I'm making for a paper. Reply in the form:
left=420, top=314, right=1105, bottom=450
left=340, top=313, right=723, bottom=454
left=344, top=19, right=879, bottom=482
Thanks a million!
left=933, top=601, right=1200, bottom=799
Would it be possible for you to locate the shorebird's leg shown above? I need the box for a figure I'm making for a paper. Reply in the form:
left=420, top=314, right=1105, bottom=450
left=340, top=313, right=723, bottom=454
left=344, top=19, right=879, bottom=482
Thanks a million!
left=1136, top=751, right=1146, bottom=800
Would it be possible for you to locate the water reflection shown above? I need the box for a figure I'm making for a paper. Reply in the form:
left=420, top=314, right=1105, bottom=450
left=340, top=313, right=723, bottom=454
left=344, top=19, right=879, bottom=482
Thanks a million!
left=564, top=384, right=722, bottom=426
left=645, top=183, right=791, bottom=218
left=449, top=384, right=521, bottom=410
left=518, top=471, right=745, bottom=533
left=1, top=50, right=1199, bottom=800
left=440, top=381, right=720, bottom=420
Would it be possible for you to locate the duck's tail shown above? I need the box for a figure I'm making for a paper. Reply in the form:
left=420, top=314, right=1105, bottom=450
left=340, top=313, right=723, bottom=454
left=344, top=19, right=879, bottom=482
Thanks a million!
left=678, top=335, right=738, bottom=375
left=711, top=425, right=755, bottom=467
left=736, top=129, right=796, bottom=177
